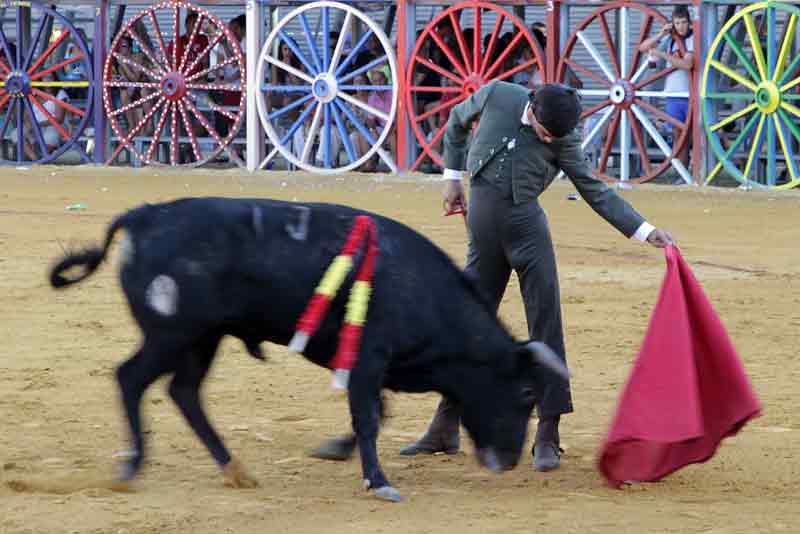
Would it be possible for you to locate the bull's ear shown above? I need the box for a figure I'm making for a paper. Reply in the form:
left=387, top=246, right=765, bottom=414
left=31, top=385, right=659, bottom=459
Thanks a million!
left=524, top=341, right=571, bottom=381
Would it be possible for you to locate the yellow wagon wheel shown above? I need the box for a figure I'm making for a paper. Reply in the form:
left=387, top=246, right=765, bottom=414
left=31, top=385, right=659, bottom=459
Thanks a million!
left=702, top=2, right=800, bottom=189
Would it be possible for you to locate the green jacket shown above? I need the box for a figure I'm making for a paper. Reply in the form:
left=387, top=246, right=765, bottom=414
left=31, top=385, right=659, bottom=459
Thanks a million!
left=443, top=80, right=645, bottom=238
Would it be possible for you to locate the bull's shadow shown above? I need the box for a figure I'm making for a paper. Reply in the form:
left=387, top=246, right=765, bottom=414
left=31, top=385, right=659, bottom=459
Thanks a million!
left=50, top=197, right=567, bottom=502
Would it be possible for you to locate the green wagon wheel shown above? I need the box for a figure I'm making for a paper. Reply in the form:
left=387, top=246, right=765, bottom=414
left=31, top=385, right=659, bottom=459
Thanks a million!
left=702, top=1, right=800, bottom=189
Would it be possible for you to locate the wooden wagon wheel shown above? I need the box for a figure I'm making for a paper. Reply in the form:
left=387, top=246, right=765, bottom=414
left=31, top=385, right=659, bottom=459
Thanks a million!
left=702, top=1, right=800, bottom=189
left=256, top=1, right=398, bottom=174
left=102, top=0, right=245, bottom=167
left=404, top=0, right=545, bottom=170
left=0, top=0, right=93, bottom=164
left=556, top=1, right=694, bottom=184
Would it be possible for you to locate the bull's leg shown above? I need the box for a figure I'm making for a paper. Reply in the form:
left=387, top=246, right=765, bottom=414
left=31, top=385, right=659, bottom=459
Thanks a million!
left=348, top=364, right=400, bottom=502
left=309, top=395, right=387, bottom=461
left=115, top=339, right=176, bottom=482
left=167, top=335, right=258, bottom=488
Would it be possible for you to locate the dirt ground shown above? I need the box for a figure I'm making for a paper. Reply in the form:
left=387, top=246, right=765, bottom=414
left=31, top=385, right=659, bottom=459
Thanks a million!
left=1, top=166, right=798, bottom=534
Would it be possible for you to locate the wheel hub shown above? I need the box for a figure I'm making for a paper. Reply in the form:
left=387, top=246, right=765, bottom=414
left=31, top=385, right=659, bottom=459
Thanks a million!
left=160, top=72, right=187, bottom=102
left=5, top=71, right=30, bottom=97
left=609, top=79, right=634, bottom=108
left=755, top=81, right=780, bottom=114
left=312, top=73, right=338, bottom=103
left=462, top=74, right=483, bottom=96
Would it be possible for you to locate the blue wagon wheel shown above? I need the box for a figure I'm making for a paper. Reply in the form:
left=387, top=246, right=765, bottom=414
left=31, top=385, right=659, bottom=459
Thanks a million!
left=702, top=2, right=800, bottom=189
left=256, top=1, right=398, bottom=174
left=102, top=0, right=246, bottom=167
left=0, top=0, right=93, bottom=164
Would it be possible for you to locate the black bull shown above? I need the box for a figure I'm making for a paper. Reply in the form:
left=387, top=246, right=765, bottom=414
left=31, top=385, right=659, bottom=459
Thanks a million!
left=50, top=197, right=568, bottom=501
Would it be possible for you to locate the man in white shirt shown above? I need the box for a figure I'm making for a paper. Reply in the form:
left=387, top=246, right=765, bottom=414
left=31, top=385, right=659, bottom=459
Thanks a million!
left=639, top=5, right=694, bottom=170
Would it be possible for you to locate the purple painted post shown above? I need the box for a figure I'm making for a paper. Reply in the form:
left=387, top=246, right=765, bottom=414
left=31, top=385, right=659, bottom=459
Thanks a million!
left=94, top=0, right=108, bottom=163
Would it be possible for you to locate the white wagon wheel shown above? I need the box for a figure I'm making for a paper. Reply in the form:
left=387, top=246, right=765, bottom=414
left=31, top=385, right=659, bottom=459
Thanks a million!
left=256, top=1, right=398, bottom=174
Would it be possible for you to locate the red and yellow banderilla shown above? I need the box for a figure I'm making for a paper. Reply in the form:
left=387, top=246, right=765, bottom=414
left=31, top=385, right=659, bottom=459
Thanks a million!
left=288, top=215, right=378, bottom=389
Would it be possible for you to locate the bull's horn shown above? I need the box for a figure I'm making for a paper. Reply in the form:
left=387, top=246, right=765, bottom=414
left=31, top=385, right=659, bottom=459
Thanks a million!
left=525, top=341, right=571, bottom=380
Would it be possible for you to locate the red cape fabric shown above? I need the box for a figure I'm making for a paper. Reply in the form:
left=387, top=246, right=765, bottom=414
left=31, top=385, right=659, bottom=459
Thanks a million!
left=598, top=246, right=761, bottom=487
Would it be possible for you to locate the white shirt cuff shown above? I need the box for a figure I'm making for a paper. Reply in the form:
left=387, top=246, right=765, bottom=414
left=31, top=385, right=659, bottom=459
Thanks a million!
left=443, top=168, right=465, bottom=181
left=632, top=221, right=656, bottom=242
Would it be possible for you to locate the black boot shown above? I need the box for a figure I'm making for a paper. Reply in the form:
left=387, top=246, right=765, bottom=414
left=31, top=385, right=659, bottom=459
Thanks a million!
left=309, top=433, right=357, bottom=461
left=532, top=416, right=561, bottom=471
left=399, top=397, right=460, bottom=456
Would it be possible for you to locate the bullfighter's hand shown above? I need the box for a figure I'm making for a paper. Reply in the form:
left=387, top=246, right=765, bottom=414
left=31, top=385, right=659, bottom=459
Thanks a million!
left=529, top=112, right=554, bottom=144
left=646, top=228, right=676, bottom=248
left=443, top=179, right=466, bottom=215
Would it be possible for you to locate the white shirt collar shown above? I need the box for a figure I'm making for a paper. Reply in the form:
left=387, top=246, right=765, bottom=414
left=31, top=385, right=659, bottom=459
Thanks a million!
left=520, top=102, right=532, bottom=126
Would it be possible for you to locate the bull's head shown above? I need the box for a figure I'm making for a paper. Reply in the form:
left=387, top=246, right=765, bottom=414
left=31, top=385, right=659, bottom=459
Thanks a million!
left=459, top=342, right=569, bottom=472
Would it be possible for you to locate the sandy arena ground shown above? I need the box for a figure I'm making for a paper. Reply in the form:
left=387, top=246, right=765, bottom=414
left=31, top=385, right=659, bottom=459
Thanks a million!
left=1, top=166, right=798, bottom=534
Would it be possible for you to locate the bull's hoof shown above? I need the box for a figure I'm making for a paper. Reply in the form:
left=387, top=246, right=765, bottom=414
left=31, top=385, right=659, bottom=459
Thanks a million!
left=222, top=457, right=259, bottom=488
left=308, top=435, right=357, bottom=461
left=373, top=485, right=402, bottom=502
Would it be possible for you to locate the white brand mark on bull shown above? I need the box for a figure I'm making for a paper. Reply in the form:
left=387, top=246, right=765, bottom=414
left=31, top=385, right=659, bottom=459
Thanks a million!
left=146, top=275, right=179, bottom=316
left=118, top=233, right=134, bottom=266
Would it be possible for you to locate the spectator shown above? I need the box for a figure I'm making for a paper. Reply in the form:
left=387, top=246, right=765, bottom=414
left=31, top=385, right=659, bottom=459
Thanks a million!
left=213, top=14, right=246, bottom=143
left=111, top=35, right=152, bottom=136
left=272, top=41, right=301, bottom=86
left=167, top=12, right=209, bottom=77
left=365, top=68, right=395, bottom=169
left=639, top=5, right=694, bottom=173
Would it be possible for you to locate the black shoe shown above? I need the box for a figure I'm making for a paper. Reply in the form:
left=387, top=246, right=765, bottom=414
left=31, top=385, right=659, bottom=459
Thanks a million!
left=532, top=441, right=561, bottom=471
left=309, top=434, right=357, bottom=461
left=399, top=397, right=461, bottom=456
left=532, top=416, right=561, bottom=471
left=399, top=432, right=460, bottom=456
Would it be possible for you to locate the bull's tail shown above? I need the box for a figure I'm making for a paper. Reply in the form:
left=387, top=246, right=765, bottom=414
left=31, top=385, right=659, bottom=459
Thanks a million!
left=50, top=214, right=129, bottom=289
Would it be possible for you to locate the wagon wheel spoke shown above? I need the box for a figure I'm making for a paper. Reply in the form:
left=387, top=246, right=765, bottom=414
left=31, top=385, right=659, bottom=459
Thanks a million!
left=110, top=53, right=161, bottom=82
left=480, top=14, right=505, bottom=78
left=183, top=31, right=225, bottom=81
left=328, top=12, right=353, bottom=75
left=177, top=13, right=205, bottom=73
left=627, top=109, right=651, bottom=175
left=448, top=12, right=472, bottom=77
left=484, top=31, right=526, bottom=81
left=300, top=101, right=323, bottom=164
left=564, top=58, right=611, bottom=88
left=598, top=13, right=621, bottom=79
left=414, top=93, right=468, bottom=124
left=148, top=11, right=171, bottom=72
left=109, top=90, right=161, bottom=118
left=28, top=28, right=70, bottom=76
left=177, top=99, right=202, bottom=162
left=598, top=110, right=621, bottom=174
left=631, top=104, right=692, bottom=183
left=634, top=98, right=687, bottom=132
left=107, top=97, right=167, bottom=163
left=494, top=58, right=538, bottom=84
left=21, top=97, right=49, bottom=159
left=144, top=101, right=172, bottom=164
left=27, top=89, right=83, bottom=120
left=126, top=28, right=169, bottom=76
left=323, top=102, right=351, bottom=164
left=22, top=14, right=51, bottom=72
left=628, top=14, right=653, bottom=80
left=28, top=93, right=70, bottom=143
left=264, top=55, right=315, bottom=85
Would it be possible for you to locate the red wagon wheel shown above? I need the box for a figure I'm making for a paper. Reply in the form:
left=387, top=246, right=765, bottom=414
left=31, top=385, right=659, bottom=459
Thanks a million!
left=556, top=1, right=694, bottom=184
left=102, top=0, right=245, bottom=167
left=405, top=0, right=545, bottom=170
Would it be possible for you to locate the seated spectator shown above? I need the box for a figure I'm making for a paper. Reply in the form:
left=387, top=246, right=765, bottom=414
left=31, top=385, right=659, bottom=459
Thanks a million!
left=22, top=72, right=70, bottom=159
